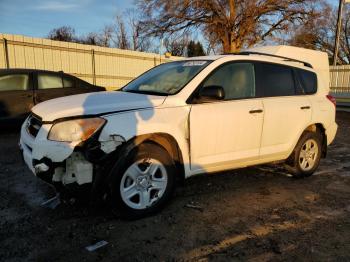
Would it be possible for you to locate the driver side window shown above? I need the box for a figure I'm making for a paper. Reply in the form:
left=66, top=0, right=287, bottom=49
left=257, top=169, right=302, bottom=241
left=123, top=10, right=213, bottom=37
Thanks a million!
left=202, top=62, right=256, bottom=100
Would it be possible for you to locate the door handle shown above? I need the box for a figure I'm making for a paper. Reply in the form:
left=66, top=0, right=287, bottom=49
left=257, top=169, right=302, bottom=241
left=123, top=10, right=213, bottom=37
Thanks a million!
left=249, top=109, right=263, bottom=114
left=300, top=106, right=311, bottom=110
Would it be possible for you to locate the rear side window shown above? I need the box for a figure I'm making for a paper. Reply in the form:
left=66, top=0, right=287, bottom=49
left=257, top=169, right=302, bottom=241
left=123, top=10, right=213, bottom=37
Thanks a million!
left=296, top=69, right=317, bottom=94
left=38, top=74, right=63, bottom=89
left=0, top=74, right=29, bottom=91
left=256, top=63, right=296, bottom=97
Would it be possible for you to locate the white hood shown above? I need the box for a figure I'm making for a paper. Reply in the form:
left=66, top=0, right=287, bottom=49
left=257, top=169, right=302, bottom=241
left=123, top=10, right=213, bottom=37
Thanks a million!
left=32, top=91, right=166, bottom=122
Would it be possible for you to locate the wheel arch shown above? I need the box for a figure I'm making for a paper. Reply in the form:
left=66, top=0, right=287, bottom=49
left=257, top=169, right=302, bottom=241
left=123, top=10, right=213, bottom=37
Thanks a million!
left=303, top=123, right=327, bottom=157
left=118, top=132, right=185, bottom=183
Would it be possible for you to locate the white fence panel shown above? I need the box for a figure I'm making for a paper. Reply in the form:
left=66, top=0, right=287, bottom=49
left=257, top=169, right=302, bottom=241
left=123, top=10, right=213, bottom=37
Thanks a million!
left=330, top=65, right=350, bottom=95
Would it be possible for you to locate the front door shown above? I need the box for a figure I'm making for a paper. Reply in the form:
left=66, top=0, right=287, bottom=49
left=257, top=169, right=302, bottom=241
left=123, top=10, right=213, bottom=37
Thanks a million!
left=189, top=62, right=264, bottom=172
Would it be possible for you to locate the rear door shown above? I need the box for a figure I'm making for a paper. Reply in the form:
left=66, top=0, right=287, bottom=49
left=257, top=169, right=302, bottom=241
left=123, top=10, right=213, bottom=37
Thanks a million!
left=0, top=72, right=34, bottom=122
left=34, top=72, right=65, bottom=104
left=256, top=62, right=312, bottom=158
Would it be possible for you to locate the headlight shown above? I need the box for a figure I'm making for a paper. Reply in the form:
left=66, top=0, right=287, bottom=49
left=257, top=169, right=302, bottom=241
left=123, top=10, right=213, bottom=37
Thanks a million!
left=48, top=118, right=106, bottom=142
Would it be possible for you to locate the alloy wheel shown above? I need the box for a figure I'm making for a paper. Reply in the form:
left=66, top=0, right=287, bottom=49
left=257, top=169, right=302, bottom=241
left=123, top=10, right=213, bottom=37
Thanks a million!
left=120, top=158, right=168, bottom=210
left=299, top=138, right=319, bottom=171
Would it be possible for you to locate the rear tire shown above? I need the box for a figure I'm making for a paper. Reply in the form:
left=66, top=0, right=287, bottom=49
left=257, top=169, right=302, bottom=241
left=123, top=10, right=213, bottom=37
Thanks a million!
left=285, top=131, right=322, bottom=178
left=109, top=143, right=176, bottom=219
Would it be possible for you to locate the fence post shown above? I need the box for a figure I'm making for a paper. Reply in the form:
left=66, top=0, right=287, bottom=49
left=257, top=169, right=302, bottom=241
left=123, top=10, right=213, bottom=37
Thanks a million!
left=91, top=49, right=96, bottom=85
left=3, top=38, right=9, bottom=68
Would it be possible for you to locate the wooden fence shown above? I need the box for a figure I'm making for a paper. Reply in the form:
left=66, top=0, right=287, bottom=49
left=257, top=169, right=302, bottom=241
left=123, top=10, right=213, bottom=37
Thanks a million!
left=0, top=34, right=181, bottom=90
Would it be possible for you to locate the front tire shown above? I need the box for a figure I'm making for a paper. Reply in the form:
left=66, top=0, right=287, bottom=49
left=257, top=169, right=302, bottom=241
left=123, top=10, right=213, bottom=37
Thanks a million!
left=109, top=143, right=176, bottom=219
left=286, top=131, right=322, bottom=178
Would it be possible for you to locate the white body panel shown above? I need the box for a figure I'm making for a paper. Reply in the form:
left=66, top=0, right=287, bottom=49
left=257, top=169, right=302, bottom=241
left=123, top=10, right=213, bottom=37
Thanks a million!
left=32, top=91, right=166, bottom=122
left=260, top=96, right=312, bottom=159
left=189, top=99, right=263, bottom=173
left=20, top=45, right=338, bottom=183
left=100, top=106, right=192, bottom=176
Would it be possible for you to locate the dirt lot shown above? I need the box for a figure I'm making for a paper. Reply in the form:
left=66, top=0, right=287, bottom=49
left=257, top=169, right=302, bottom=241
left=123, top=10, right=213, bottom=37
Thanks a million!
left=1, top=112, right=350, bottom=262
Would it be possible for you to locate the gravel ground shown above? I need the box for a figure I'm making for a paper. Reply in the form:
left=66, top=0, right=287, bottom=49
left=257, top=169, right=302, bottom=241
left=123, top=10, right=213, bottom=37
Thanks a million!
left=0, top=112, right=350, bottom=262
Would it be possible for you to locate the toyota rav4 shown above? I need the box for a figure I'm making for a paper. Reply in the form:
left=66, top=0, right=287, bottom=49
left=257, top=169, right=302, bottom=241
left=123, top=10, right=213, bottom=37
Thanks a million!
left=19, top=46, right=338, bottom=218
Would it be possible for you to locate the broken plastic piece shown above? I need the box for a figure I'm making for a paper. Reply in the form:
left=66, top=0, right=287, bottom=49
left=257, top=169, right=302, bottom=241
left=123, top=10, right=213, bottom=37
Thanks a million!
left=85, top=240, right=109, bottom=252
left=184, top=202, right=203, bottom=212
left=34, top=163, right=49, bottom=174
left=41, top=194, right=61, bottom=209
left=64, top=152, right=93, bottom=185
left=100, top=134, right=125, bottom=154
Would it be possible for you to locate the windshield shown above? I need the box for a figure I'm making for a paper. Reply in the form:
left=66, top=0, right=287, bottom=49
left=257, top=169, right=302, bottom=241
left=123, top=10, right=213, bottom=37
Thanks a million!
left=122, top=60, right=210, bottom=95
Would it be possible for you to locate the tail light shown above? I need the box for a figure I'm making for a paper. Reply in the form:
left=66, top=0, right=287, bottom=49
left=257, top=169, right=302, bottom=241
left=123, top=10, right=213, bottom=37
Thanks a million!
left=326, top=95, right=336, bottom=107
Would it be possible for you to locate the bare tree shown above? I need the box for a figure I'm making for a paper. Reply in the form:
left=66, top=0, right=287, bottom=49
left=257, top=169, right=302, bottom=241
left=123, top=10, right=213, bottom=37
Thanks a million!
left=98, top=25, right=114, bottom=47
left=164, top=33, right=190, bottom=56
left=76, top=25, right=114, bottom=47
left=48, top=26, right=76, bottom=42
left=125, top=9, right=151, bottom=51
left=81, top=32, right=100, bottom=46
left=113, top=15, right=131, bottom=49
left=289, top=4, right=350, bottom=64
left=137, top=0, right=320, bottom=53
left=47, top=10, right=155, bottom=52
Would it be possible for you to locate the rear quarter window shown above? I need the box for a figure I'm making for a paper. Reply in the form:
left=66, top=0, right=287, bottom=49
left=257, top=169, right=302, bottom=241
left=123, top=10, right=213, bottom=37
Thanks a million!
left=296, top=69, right=317, bottom=94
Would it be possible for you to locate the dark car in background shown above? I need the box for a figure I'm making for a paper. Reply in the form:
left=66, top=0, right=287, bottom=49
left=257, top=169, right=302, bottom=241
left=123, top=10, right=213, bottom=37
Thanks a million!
left=0, top=69, right=105, bottom=127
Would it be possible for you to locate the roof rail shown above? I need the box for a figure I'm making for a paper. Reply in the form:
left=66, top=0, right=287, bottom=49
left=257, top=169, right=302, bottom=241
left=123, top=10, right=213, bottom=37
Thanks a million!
left=224, top=51, right=313, bottom=68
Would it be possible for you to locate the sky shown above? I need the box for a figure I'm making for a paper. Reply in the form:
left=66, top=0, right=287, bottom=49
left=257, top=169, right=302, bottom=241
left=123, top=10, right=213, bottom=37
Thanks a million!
left=0, top=0, right=134, bottom=38
left=0, top=0, right=340, bottom=39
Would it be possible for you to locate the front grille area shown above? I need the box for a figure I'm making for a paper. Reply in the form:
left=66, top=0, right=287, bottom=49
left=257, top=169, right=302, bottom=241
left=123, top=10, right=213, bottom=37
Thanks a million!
left=27, top=114, right=42, bottom=137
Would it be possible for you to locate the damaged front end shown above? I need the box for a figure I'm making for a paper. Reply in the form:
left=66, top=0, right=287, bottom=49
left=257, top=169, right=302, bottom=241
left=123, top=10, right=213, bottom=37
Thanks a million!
left=20, top=114, right=125, bottom=202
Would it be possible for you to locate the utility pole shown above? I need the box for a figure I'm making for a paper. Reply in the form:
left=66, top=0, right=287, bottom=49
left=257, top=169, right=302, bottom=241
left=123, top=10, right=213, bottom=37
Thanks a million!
left=334, top=0, right=344, bottom=66
left=334, top=0, right=350, bottom=65
left=159, top=38, right=163, bottom=64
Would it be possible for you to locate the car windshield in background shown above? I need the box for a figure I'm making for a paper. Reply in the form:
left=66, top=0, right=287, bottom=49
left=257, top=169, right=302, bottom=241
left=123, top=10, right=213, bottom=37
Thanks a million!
left=122, top=60, right=210, bottom=95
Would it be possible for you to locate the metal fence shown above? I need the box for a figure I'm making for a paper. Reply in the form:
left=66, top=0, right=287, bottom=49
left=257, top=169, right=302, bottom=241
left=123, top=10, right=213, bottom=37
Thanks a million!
left=0, top=34, right=181, bottom=90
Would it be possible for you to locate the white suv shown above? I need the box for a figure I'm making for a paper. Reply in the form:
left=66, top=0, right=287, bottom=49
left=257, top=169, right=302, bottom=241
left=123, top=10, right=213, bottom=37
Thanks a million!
left=20, top=46, right=337, bottom=218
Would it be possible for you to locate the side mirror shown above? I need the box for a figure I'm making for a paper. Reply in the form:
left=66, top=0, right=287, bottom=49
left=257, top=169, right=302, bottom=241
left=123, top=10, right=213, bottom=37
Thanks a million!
left=198, top=85, right=225, bottom=101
